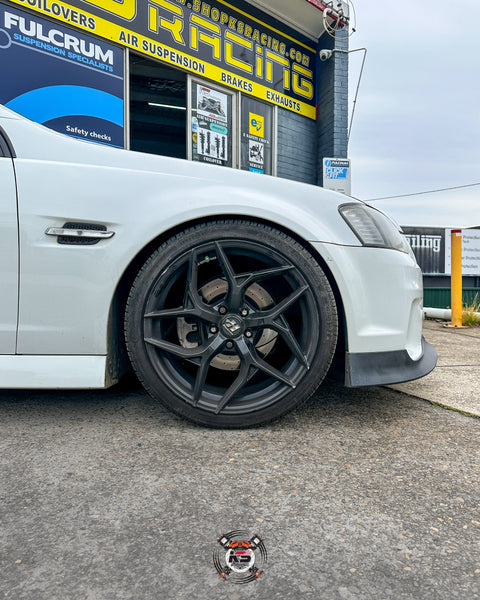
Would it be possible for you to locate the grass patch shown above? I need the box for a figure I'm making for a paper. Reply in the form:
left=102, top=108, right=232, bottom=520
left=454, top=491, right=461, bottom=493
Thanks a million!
left=463, top=293, right=480, bottom=327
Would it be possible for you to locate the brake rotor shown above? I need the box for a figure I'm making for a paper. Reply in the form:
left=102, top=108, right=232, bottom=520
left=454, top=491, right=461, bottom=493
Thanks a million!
left=176, top=278, right=277, bottom=371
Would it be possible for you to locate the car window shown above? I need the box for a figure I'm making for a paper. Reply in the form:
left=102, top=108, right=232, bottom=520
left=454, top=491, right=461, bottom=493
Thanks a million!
left=0, top=127, right=14, bottom=158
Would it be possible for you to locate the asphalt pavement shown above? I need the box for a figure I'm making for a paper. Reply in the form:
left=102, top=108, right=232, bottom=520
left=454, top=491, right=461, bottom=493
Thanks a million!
left=0, top=328, right=479, bottom=599
left=391, top=319, right=480, bottom=417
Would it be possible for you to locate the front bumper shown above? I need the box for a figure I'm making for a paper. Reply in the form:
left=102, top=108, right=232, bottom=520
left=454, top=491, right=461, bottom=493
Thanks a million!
left=345, top=336, right=437, bottom=387
left=312, top=242, right=425, bottom=356
left=310, top=241, right=437, bottom=387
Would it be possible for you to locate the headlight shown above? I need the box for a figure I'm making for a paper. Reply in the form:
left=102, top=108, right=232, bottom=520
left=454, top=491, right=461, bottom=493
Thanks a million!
left=339, top=203, right=411, bottom=254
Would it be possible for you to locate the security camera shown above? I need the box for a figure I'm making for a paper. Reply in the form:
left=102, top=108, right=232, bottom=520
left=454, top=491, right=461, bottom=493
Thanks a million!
left=319, top=49, right=333, bottom=61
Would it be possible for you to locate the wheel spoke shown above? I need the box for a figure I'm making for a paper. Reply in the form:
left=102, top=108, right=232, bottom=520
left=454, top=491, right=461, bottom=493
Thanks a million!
left=146, top=250, right=217, bottom=323
left=214, top=243, right=296, bottom=311
left=213, top=242, right=236, bottom=289
left=237, top=338, right=296, bottom=388
left=188, top=249, right=221, bottom=320
left=241, top=264, right=295, bottom=286
left=213, top=337, right=296, bottom=414
left=145, top=335, right=222, bottom=361
left=266, top=285, right=309, bottom=319
left=192, top=336, right=226, bottom=406
left=265, top=317, right=310, bottom=369
left=249, top=352, right=296, bottom=389
left=145, top=336, right=199, bottom=358
left=214, top=242, right=244, bottom=310
left=145, top=307, right=196, bottom=319
left=214, top=360, right=251, bottom=414
left=246, top=285, right=309, bottom=328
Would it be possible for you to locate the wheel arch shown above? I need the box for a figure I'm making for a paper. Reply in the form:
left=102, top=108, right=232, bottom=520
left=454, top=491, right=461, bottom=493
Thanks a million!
left=107, top=214, right=347, bottom=381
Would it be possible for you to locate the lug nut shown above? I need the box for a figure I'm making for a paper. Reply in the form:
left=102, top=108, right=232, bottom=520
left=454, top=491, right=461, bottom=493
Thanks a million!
left=240, top=308, right=249, bottom=317
left=210, top=325, right=218, bottom=334
left=225, top=341, right=234, bottom=349
left=219, top=306, right=227, bottom=315
left=245, top=329, right=253, bottom=338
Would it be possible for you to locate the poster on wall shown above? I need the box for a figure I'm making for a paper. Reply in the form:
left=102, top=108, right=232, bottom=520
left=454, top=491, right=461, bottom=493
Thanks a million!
left=191, top=84, right=232, bottom=167
left=0, top=5, right=124, bottom=147
left=323, top=158, right=351, bottom=195
left=445, top=228, right=480, bottom=275
left=241, top=98, right=273, bottom=175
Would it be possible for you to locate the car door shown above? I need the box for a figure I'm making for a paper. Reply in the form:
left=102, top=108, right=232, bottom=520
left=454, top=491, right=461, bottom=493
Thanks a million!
left=0, top=127, right=18, bottom=354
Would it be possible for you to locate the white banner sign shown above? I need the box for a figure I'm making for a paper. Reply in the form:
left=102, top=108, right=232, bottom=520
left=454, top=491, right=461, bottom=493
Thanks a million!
left=445, top=229, right=480, bottom=275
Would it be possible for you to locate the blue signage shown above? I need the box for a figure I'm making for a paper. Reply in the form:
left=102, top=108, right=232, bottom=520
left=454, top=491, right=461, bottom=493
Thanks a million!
left=324, top=159, right=348, bottom=179
left=0, top=5, right=124, bottom=147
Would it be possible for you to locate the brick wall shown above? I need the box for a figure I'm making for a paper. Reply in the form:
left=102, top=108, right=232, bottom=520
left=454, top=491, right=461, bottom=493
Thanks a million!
left=276, top=30, right=349, bottom=187
left=277, top=109, right=317, bottom=185
left=316, top=31, right=349, bottom=186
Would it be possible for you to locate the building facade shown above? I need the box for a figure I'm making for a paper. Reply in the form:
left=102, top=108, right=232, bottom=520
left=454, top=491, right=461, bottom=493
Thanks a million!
left=0, top=0, right=349, bottom=186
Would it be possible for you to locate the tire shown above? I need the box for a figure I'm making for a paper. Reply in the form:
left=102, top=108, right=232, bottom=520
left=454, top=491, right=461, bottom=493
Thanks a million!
left=125, top=221, right=338, bottom=428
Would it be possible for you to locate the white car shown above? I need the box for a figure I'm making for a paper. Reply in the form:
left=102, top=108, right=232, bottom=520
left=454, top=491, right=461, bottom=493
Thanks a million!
left=0, top=105, right=436, bottom=427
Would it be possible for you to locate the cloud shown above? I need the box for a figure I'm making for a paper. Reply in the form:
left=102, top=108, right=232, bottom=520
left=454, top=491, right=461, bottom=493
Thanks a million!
left=347, top=0, right=480, bottom=203
left=368, top=185, right=480, bottom=229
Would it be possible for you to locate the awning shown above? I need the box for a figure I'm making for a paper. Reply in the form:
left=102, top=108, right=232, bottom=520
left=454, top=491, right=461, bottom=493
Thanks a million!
left=244, top=0, right=350, bottom=40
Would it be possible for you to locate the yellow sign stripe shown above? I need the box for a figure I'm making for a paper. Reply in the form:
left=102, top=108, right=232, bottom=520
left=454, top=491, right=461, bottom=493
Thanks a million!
left=5, top=0, right=316, bottom=119
left=212, top=0, right=316, bottom=53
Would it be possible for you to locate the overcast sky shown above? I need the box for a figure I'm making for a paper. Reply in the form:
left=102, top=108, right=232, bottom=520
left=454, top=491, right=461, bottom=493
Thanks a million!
left=345, top=0, right=480, bottom=217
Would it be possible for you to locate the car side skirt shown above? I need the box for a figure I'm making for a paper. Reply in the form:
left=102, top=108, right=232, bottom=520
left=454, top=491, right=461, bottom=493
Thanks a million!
left=345, top=337, right=437, bottom=387
left=0, top=355, right=113, bottom=389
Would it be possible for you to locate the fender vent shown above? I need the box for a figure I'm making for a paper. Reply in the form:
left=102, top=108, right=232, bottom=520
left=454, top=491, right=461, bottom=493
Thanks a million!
left=58, top=222, right=108, bottom=245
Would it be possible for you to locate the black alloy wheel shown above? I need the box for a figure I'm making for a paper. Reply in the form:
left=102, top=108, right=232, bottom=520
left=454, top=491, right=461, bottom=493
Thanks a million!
left=125, top=221, right=338, bottom=427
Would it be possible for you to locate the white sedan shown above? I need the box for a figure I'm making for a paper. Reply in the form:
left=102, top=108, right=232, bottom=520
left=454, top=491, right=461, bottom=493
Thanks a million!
left=0, top=105, right=436, bottom=427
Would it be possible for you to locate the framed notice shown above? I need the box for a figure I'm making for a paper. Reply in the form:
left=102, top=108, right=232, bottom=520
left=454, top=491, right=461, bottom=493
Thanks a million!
left=191, top=83, right=233, bottom=167
left=241, top=98, right=273, bottom=175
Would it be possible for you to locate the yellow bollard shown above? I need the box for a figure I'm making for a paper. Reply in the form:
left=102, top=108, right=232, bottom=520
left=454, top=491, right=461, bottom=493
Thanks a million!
left=448, top=229, right=465, bottom=328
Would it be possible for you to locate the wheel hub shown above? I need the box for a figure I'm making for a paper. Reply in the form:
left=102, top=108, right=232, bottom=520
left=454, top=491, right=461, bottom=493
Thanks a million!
left=220, top=315, right=244, bottom=338
left=176, top=278, right=277, bottom=371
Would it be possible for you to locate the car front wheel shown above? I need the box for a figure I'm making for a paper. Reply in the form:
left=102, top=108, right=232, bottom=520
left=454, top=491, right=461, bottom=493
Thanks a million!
left=125, top=220, right=338, bottom=427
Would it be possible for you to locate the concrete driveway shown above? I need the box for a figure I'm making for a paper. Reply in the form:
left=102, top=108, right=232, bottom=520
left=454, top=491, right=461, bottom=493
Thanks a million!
left=0, top=377, right=479, bottom=599
left=391, top=319, right=480, bottom=416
